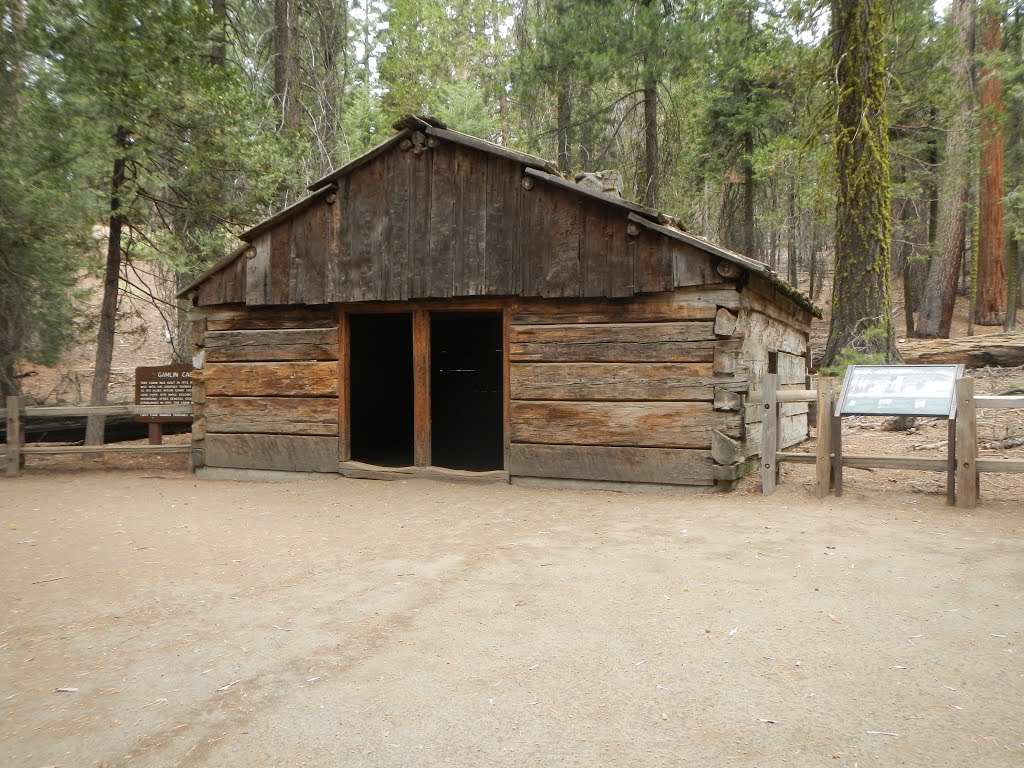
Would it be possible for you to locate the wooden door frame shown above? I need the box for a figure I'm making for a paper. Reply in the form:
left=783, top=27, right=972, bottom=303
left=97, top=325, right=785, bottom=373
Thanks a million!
left=337, top=299, right=513, bottom=475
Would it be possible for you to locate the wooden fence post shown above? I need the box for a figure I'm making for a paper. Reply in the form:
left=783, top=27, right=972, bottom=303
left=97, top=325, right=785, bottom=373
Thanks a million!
left=815, top=377, right=835, bottom=499
left=955, top=377, right=978, bottom=509
left=761, top=373, right=778, bottom=494
left=6, top=396, right=22, bottom=478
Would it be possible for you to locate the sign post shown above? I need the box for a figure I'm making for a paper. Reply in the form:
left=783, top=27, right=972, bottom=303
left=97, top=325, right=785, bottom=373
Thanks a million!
left=134, top=364, right=194, bottom=445
left=833, top=364, right=964, bottom=502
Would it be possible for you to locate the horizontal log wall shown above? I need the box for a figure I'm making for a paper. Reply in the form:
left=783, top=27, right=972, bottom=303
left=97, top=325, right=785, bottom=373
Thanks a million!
left=730, top=276, right=811, bottom=460
left=190, top=304, right=339, bottom=473
left=507, top=290, right=747, bottom=489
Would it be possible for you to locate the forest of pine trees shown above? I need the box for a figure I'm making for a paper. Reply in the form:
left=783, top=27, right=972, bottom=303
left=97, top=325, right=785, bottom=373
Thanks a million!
left=1, top=0, right=1023, bottom=399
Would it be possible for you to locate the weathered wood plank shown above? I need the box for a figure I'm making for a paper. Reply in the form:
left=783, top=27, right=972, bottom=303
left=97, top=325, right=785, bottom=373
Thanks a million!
left=744, top=401, right=810, bottom=424
left=512, top=294, right=722, bottom=324
left=428, top=145, right=457, bottom=297
left=408, top=147, right=432, bottom=298
left=670, top=241, right=718, bottom=288
left=222, top=252, right=247, bottom=304
left=761, top=373, right=778, bottom=494
left=268, top=220, right=292, bottom=304
left=580, top=200, right=610, bottom=298
left=511, top=321, right=715, bottom=345
left=455, top=144, right=487, bottom=296
left=289, top=201, right=329, bottom=304
left=338, top=309, right=351, bottom=461
left=358, top=160, right=386, bottom=301
left=510, top=401, right=741, bottom=448
left=955, top=377, right=978, bottom=508
left=484, top=154, right=515, bottom=294
left=714, top=387, right=744, bottom=411
left=608, top=210, right=635, bottom=298
left=204, top=397, right=338, bottom=436
left=745, top=413, right=808, bottom=455
left=711, top=429, right=744, bottom=466
left=245, top=234, right=271, bottom=305
left=382, top=147, right=411, bottom=301
left=201, top=361, right=338, bottom=397
left=324, top=187, right=343, bottom=299
left=203, top=305, right=337, bottom=331
left=510, top=321, right=717, bottom=363
left=542, top=186, right=581, bottom=297
left=633, top=230, right=672, bottom=294
left=519, top=175, right=547, bottom=296
left=511, top=340, right=716, bottom=364
left=777, top=351, right=807, bottom=386
left=197, top=268, right=225, bottom=307
left=815, top=377, right=836, bottom=499
left=205, top=433, right=339, bottom=472
left=204, top=328, right=338, bottom=362
left=508, top=444, right=714, bottom=485
left=21, top=444, right=190, bottom=455
left=510, top=362, right=721, bottom=401
left=714, top=307, right=738, bottom=337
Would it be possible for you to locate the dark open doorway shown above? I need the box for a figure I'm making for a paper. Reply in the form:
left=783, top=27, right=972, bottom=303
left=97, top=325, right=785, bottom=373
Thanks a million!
left=430, top=313, right=504, bottom=471
left=349, top=313, right=414, bottom=467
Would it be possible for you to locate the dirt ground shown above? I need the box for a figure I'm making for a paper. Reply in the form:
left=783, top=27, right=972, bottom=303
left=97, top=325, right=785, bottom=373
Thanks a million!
left=2, top=446, right=1022, bottom=767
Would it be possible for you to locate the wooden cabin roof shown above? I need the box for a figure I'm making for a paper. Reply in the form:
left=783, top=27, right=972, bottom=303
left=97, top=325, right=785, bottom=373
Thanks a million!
left=179, top=117, right=818, bottom=316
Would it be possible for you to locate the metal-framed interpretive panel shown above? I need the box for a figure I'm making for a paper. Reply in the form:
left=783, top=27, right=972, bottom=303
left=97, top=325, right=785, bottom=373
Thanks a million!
left=832, top=364, right=966, bottom=504
left=836, top=364, right=964, bottom=418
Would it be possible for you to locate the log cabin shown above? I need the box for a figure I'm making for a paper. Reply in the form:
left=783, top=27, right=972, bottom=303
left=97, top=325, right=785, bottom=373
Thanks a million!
left=178, top=116, right=819, bottom=492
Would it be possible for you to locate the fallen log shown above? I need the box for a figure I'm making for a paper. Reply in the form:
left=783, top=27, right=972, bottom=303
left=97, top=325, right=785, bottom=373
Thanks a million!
left=897, top=332, right=1024, bottom=369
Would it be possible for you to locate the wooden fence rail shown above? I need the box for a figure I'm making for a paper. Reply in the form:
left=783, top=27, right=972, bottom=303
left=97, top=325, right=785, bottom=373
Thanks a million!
left=757, top=375, right=1024, bottom=508
left=3, top=396, right=193, bottom=477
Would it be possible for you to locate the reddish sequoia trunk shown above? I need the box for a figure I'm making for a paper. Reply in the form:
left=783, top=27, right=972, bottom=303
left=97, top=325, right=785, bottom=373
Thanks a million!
left=917, top=0, right=975, bottom=338
left=975, top=8, right=1006, bottom=326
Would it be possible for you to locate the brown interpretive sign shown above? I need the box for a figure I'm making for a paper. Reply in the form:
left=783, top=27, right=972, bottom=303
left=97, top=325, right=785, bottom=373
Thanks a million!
left=135, top=364, right=194, bottom=424
left=135, top=364, right=193, bottom=445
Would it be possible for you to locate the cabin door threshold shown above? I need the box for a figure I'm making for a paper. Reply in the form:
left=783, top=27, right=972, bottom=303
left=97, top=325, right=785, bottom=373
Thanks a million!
left=338, top=461, right=509, bottom=484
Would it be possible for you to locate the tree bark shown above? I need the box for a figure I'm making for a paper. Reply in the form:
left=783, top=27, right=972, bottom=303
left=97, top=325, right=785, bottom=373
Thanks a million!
left=975, top=6, right=1006, bottom=325
left=1006, top=237, right=1020, bottom=330
left=211, top=0, right=227, bottom=67
left=556, top=77, right=572, bottom=172
left=822, top=0, right=899, bottom=365
left=642, top=72, right=659, bottom=208
left=787, top=181, right=798, bottom=287
left=274, top=0, right=300, bottom=131
left=917, top=0, right=975, bottom=338
left=85, top=128, right=129, bottom=447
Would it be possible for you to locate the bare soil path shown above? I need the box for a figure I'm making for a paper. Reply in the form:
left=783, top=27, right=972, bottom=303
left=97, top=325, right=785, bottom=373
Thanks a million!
left=2, top=465, right=1022, bottom=768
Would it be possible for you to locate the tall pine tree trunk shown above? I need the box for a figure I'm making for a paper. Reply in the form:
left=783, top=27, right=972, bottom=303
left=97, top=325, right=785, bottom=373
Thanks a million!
left=85, top=128, right=129, bottom=447
left=787, top=181, right=798, bottom=287
left=823, top=0, right=899, bottom=365
left=642, top=72, right=659, bottom=208
left=556, top=78, right=572, bottom=172
left=917, top=0, right=975, bottom=338
left=975, top=6, right=1006, bottom=325
left=274, top=0, right=300, bottom=131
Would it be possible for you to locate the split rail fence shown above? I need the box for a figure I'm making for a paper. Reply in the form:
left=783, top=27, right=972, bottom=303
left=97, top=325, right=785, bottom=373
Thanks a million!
left=758, top=374, right=1024, bottom=508
left=2, top=397, right=193, bottom=477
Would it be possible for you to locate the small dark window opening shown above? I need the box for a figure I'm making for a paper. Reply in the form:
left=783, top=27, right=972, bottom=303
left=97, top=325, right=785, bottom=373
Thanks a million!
left=768, top=350, right=779, bottom=375
left=349, top=313, right=414, bottom=467
left=431, top=313, right=503, bottom=471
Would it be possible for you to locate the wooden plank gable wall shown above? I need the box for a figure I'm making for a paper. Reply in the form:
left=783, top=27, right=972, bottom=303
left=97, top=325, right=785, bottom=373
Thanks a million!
left=199, top=135, right=686, bottom=308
